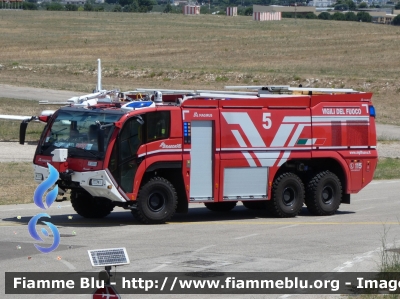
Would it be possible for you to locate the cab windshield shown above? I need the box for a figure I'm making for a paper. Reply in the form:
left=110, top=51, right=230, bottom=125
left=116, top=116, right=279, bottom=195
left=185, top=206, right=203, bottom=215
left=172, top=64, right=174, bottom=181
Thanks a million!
left=39, top=108, right=124, bottom=159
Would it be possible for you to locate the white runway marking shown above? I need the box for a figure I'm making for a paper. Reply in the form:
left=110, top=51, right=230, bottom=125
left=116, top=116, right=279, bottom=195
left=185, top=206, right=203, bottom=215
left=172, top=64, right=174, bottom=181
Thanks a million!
left=192, top=245, right=216, bottom=252
left=58, top=258, right=76, bottom=270
left=234, top=233, right=259, bottom=239
left=278, top=225, right=299, bottom=229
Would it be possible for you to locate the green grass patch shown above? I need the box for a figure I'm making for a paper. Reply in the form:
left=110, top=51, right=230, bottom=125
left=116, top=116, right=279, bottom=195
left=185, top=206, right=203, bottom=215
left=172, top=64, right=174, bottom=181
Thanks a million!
left=374, top=158, right=400, bottom=180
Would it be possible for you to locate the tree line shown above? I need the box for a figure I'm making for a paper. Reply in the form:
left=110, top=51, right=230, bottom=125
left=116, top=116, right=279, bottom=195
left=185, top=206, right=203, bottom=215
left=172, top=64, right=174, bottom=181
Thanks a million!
left=14, top=0, right=400, bottom=25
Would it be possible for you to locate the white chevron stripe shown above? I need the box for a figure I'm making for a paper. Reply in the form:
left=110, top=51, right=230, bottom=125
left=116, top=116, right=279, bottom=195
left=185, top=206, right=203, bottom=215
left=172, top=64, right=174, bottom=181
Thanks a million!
left=271, top=124, right=294, bottom=147
left=242, top=151, right=257, bottom=167
left=278, top=151, right=291, bottom=166
left=231, top=130, right=247, bottom=147
left=222, top=112, right=266, bottom=147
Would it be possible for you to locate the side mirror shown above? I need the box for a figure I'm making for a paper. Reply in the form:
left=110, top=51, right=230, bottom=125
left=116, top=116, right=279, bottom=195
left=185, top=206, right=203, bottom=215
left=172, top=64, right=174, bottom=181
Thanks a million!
left=19, top=121, right=29, bottom=145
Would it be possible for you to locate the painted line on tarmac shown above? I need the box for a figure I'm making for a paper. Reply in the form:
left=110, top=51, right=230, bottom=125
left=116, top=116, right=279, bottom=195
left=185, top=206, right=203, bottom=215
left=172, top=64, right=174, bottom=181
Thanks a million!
left=167, top=221, right=400, bottom=225
left=148, top=263, right=170, bottom=272
left=58, top=258, right=76, bottom=270
left=278, top=224, right=299, bottom=229
left=234, top=233, right=259, bottom=239
left=192, top=245, right=216, bottom=253
left=314, top=215, right=336, bottom=221
left=0, top=204, right=72, bottom=212
left=7, top=220, right=398, bottom=227
left=0, top=222, right=24, bottom=226
left=357, top=197, right=387, bottom=201
left=333, top=248, right=380, bottom=272
left=370, top=180, right=400, bottom=185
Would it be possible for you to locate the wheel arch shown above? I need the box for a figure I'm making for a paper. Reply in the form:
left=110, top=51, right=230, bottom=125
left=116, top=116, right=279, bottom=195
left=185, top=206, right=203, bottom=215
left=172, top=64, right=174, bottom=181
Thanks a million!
left=142, top=161, right=188, bottom=213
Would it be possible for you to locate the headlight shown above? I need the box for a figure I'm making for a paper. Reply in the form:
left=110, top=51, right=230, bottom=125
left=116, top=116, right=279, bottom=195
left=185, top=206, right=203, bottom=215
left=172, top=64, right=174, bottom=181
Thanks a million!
left=35, top=173, right=43, bottom=181
left=90, top=179, right=103, bottom=186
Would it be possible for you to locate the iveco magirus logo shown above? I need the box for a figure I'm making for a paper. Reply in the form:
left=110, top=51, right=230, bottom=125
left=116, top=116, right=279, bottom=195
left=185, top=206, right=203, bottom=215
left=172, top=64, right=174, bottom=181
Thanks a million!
left=28, top=163, right=60, bottom=253
left=193, top=112, right=213, bottom=118
left=159, top=142, right=182, bottom=149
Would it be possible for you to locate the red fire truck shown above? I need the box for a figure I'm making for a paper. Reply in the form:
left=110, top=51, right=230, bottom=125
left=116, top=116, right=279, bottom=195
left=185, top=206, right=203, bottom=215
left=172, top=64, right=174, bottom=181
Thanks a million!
left=24, top=85, right=377, bottom=224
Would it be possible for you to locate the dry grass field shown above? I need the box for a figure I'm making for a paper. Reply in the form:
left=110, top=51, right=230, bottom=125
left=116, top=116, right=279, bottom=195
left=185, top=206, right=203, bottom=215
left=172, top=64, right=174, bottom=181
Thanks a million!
left=0, top=98, right=55, bottom=141
left=0, top=162, right=37, bottom=205
left=0, top=11, right=400, bottom=123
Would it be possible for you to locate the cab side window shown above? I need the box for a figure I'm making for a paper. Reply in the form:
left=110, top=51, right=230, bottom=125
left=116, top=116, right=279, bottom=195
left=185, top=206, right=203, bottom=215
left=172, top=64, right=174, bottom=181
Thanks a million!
left=146, top=111, right=170, bottom=142
left=120, top=119, right=143, bottom=161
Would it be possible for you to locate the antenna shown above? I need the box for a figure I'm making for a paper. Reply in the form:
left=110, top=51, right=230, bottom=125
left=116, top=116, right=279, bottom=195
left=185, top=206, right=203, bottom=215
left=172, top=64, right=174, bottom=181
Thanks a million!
left=97, top=58, right=102, bottom=92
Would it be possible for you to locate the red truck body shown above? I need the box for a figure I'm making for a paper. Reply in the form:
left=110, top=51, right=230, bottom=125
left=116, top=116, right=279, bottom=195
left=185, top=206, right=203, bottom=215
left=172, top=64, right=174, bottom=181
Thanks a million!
left=31, top=86, right=378, bottom=223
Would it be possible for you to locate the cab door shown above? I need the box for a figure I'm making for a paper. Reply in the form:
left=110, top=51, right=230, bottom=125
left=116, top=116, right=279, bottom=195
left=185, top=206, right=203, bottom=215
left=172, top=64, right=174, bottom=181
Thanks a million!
left=108, top=117, right=144, bottom=194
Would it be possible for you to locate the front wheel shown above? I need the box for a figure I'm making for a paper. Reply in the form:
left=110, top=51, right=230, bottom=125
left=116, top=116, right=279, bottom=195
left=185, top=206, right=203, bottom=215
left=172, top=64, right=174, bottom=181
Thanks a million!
left=71, top=190, right=114, bottom=218
left=305, top=171, right=342, bottom=216
left=132, top=177, right=178, bottom=224
left=268, top=172, right=304, bottom=218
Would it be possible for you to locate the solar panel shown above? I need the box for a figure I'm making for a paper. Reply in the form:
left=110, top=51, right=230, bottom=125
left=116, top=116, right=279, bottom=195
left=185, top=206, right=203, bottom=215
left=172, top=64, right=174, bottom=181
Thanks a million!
left=87, top=247, right=130, bottom=267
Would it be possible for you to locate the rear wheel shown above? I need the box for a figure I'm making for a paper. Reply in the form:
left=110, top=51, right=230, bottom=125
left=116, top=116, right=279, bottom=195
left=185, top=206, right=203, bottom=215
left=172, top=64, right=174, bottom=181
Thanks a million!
left=204, top=201, right=237, bottom=212
left=242, top=201, right=267, bottom=210
left=305, top=171, right=342, bottom=216
left=268, top=172, right=304, bottom=218
left=71, top=190, right=114, bottom=218
left=132, top=177, right=178, bottom=224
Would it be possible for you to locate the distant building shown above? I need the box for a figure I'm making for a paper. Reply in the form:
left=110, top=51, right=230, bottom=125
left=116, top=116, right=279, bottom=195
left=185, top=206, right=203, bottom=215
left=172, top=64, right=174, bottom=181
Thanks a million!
left=308, top=0, right=336, bottom=7
left=173, top=0, right=189, bottom=6
left=62, top=0, right=86, bottom=4
left=253, top=5, right=316, bottom=15
left=253, top=11, right=282, bottom=21
left=183, top=5, right=200, bottom=15
left=370, top=11, right=397, bottom=23
left=0, top=0, right=23, bottom=9
left=226, top=7, right=237, bottom=16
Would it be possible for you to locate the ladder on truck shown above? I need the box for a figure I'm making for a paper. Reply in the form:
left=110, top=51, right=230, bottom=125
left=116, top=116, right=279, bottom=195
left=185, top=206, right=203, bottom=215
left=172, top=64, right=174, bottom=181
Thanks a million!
left=127, top=85, right=362, bottom=105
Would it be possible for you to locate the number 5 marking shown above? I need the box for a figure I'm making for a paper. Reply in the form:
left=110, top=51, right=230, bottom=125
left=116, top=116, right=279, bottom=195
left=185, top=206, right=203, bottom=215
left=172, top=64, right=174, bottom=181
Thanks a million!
left=263, top=112, right=272, bottom=129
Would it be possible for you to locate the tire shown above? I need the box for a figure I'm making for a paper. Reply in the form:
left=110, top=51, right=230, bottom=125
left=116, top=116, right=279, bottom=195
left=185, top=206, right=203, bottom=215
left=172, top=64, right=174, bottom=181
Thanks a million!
left=268, top=172, right=304, bottom=218
left=242, top=201, right=267, bottom=210
left=305, top=171, right=342, bottom=216
left=132, top=177, right=178, bottom=224
left=204, top=201, right=237, bottom=212
left=71, top=190, right=114, bottom=218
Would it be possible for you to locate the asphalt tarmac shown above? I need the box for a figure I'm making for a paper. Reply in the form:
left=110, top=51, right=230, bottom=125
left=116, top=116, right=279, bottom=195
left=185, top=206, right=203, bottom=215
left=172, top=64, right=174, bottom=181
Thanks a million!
left=1, top=179, right=400, bottom=299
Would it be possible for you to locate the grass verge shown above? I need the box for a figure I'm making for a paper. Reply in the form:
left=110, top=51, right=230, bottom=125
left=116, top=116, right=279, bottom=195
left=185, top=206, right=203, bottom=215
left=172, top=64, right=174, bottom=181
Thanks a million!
left=374, top=158, right=400, bottom=180
left=0, top=162, right=36, bottom=205
left=0, top=158, right=398, bottom=205
left=352, top=228, right=400, bottom=298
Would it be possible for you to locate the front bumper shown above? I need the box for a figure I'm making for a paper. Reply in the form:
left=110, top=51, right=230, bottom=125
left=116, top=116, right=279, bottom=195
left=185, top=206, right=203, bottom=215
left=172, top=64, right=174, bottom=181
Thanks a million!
left=33, top=164, right=127, bottom=203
